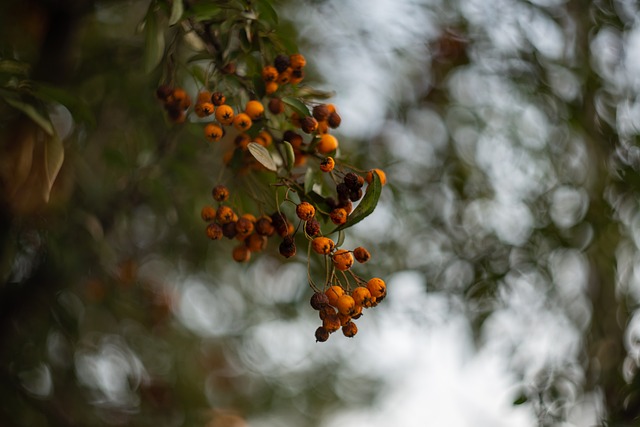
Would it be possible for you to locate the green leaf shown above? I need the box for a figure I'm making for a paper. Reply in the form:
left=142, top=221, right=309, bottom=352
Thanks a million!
left=43, top=133, right=64, bottom=202
left=169, top=0, right=183, bottom=25
left=186, top=3, right=222, bottom=21
left=247, top=142, right=277, bottom=171
left=513, top=395, right=528, bottom=405
left=332, top=170, right=382, bottom=233
left=304, top=166, right=315, bottom=195
left=144, top=10, right=165, bottom=73
left=336, top=230, right=345, bottom=248
left=282, top=97, right=310, bottom=117
left=283, top=141, right=295, bottom=172
left=255, top=0, right=278, bottom=27
left=3, top=96, right=54, bottom=135
left=0, top=59, right=30, bottom=76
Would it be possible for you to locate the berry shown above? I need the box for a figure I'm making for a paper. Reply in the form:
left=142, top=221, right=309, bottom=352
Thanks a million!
left=232, top=245, right=251, bottom=262
left=283, top=130, right=304, bottom=149
left=329, top=208, right=348, bottom=225
left=312, top=237, right=335, bottom=255
left=216, top=205, right=235, bottom=224
left=342, top=321, right=358, bottom=338
left=244, top=100, right=264, bottom=120
left=305, top=218, right=321, bottom=237
left=296, top=202, right=315, bottom=221
left=156, top=85, right=172, bottom=101
left=322, top=312, right=341, bottom=333
left=336, top=294, right=356, bottom=316
left=255, top=216, right=275, bottom=236
left=366, top=168, right=387, bottom=186
left=245, top=233, right=268, bottom=252
left=279, top=236, right=296, bottom=258
left=353, top=247, right=371, bottom=263
left=268, top=98, right=285, bottom=115
left=325, top=285, right=344, bottom=307
left=262, top=66, right=278, bottom=82
left=366, top=278, right=386, bottom=300
left=328, top=111, right=342, bottom=128
left=315, top=326, right=330, bottom=342
left=320, top=157, right=335, bottom=173
left=274, top=54, right=291, bottom=73
left=277, top=68, right=292, bottom=85
left=233, top=113, right=252, bottom=131
left=204, top=123, right=224, bottom=142
left=201, top=205, right=216, bottom=222
left=343, top=172, right=361, bottom=190
left=317, top=134, right=338, bottom=154
left=206, top=223, right=223, bottom=240
left=215, top=104, right=235, bottom=125
left=212, top=185, right=230, bottom=202
left=235, top=217, right=254, bottom=236
left=351, top=287, right=373, bottom=308
left=255, top=130, right=272, bottom=147
left=235, top=133, right=251, bottom=150
left=310, top=292, right=330, bottom=310
left=301, top=116, right=319, bottom=134
left=289, top=53, right=306, bottom=70
left=222, top=221, right=238, bottom=239
left=312, top=104, right=330, bottom=122
left=211, top=91, right=226, bottom=106
left=332, top=249, right=354, bottom=271
left=265, top=81, right=279, bottom=94
left=195, top=102, right=215, bottom=117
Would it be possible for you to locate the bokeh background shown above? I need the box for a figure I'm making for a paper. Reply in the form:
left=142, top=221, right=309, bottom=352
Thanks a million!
left=2, top=0, right=640, bottom=426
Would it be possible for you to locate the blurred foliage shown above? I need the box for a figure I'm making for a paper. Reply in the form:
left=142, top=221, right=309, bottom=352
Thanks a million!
left=3, top=0, right=640, bottom=426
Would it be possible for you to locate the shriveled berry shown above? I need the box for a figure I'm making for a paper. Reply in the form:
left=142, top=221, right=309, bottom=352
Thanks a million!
left=322, top=312, right=341, bottom=333
left=201, top=205, right=216, bottom=222
left=353, top=246, right=371, bottom=263
left=305, top=218, right=321, bottom=237
left=156, top=85, right=173, bottom=101
left=206, top=223, right=223, bottom=240
left=212, top=185, right=230, bottom=202
left=336, top=183, right=351, bottom=203
left=268, top=98, right=285, bottom=115
left=312, top=104, right=330, bottom=122
left=315, top=326, right=330, bottom=342
left=310, top=292, right=330, bottom=310
left=274, top=54, right=291, bottom=73
left=312, top=237, right=335, bottom=255
left=329, top=208, right=348, bottom=225
left=283, top=130, right=304, bottom=149
left=301, top=116, right=319, bottom=134
left=279, top=236, right=296, bottom=258
left=211, top=91, right=226, bottom=106
left=296, top=201, right=315, bottom=221
left=332, top=249, right=354, bottom=271
left=325, top=285, right=344, bottom=307
left=328, top=111, right=342, bottom=128
left=319, top=305, right=336, bottom=321
left=255, top=216, right=275, bottom=236
left=215, top=104, right=235, bottom=125
left=232, top=245, right=251, bottom=262
left=366, top=277, right=386, bottom=300
left=342, top=321, right=358, bottom=338
left=320, top=157, right=335, bottom=173
left=271, top=212, right=290, bottom=237
left=344, top=172, right=360, bottom=190
left=349, top=188, right=364, bottom=202
left=222, top=221, right=238, bottom=239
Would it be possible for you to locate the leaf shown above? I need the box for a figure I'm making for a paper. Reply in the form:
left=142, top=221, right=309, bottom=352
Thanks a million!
left=3, top=96, right=54, bottom=135
left=43, top=132, right=64, bottom=202
left=247, top=142, right=277, bottom=172
left=283, top=140, right=295, bottom=172
left=168, top=0, right=183, bottom=25
left=186, top=3, right=222, bottom=21
left=144, top=10, right=165, bottom=73
left=282, top=97, right=310, bottom=117
left=255, top=0, right=278, bottom=27
left=0, top=59, right=30, bottom=76
left=332, top=170, right=382, bottom=233
left=336, top=230, right=345, bottom=248
left=32, top=82, right=95, bottom=127
left=304, top=167, right=315, bottom=195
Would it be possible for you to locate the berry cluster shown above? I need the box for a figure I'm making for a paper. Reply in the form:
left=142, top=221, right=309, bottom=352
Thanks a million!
left=157, top=50, right=388, bottom=341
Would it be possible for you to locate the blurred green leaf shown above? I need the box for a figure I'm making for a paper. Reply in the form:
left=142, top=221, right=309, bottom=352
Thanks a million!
left=282, top=96, right=310, bottom=117
left=144, top=10, right=165, bottom=73
left=186, top=3, right=222, bottom=20
left=3, top=94, right=54, bottom=135
left=0, top=59, right=30, bottom=76
left=332, top=170, right=382, bottom=233
left=169, top=0, right=183, bottom=25
left=248, top=142, right=277, bottom=171
left=256, top=0, right=278, bottom=27
left=283, top=140, right=295, bottom=172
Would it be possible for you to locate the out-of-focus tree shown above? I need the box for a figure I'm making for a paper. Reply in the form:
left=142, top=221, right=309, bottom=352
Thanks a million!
left=4, top=0, right=640, bottom=426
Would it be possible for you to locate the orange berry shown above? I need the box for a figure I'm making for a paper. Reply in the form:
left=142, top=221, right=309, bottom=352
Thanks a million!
left=244, top=100, right=265, bottom=120
left=342, top=321, right=358, bottom=338
left=235, top=217, right=254, bottom=236
left=232, top=245, right=251, bottom=262
left=277, top=67, right=292, bottom=84
left=325, top=285, right=344, bottom=307
left=332, top=249, right=354, bottom=271
left=312, top=237, right=335, bottom=255
left=233, top=113, right=252, bottom=131
left=366, top=277, right=386, bottom=300
left=366, top=168, right=387, bottom=185
left=322, top=312, right=341, bottom=333
left=204, top=123, right=224, bottom=142
left=255, top=216, right=275, bottom=237
left=319, top=157, right=335, bottom=173
left=201, top=205, right=216, bottom=222
left=215, top=104, right=235, bottom=125
left=317, top=134, right=338, bottom=154
left=245, top=233, right=267, bottom=252
left=262, top=65, right=278, bottom=82
left=317, top=120, right=329, bottom=134
left=172, top=88, right=191, bottom=109
left=216, top=205, right=235, bottom=225
left=329, top=208, right=348, bottom=225
left=235, top=133, right=251, bottom=150
left=336, top=294, right=357, bottom=317
left=211, top=91, right=226, bottom=106
left=296, top=201, right=315, bottom=221
left=289, top=53, right=306, bottom=69
left=351, top=287, right=373, bottom=308
left=206, top=223, right=223, bottom=240
left=212, top=185, right=230, bottom=202
left=197, top=90, right=212, bottom=103
left=195, top=102, right=215, bottom=117
left=255, top=130, right=272, bottom=147
left=265, top=81, right=279, bottom=94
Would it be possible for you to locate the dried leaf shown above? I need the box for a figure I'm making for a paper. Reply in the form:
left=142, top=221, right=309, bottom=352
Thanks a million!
left=247, top=142, right=277, bottom=172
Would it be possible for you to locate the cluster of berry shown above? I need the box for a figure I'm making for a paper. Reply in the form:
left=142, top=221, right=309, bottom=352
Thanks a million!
left=157, top=52, right=388, bottom=341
